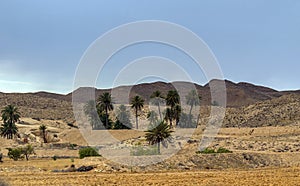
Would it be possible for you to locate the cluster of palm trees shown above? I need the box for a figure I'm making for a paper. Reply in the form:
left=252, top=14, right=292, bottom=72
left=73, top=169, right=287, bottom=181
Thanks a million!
left=84, top=89, right=201, bottom=130
left=0, top=105, right=20, bottom=139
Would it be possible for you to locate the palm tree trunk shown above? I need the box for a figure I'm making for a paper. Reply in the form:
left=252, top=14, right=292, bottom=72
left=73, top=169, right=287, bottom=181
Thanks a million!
left=189, top=105, right=193, bottom=116
left=43, top=131, right=47, bottom=143
left=105, top=107, right=108, bottom=128
left=135, top=109, right=138, bottom=129
left=189, top=105, right=193, bottom=124
left=196, top=113, right=200, bottom=127
left=158, top=103, right=162, bottom=121
left=157, top=142, right=160, bottom=154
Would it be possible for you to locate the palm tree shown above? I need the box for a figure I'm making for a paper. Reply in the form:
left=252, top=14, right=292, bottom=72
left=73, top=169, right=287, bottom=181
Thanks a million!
left=145, top=121, right=173, bottom=154
left=97, top=92, right=114, bottom=129
left=131, top=95, right=144, bottom=129
left=150, top=90, right=165, bottom=120
left=173, top=104, right=182, bottom=126
left=164, top=108, right=173, bottom=127
left=84, top=100, right=100, bottom=129
left=147, top=111, right=158, bottom=125
left=39, top=124, right=47, bottom=143
left=0, top=122, right=18, bottom=139
left=114, top=105, right=132, bottom=129
left=0, top=105, right=20, bottom=139
left=166, top=90, right=180, bottom=109
left=186, top=90, right=200, bottom=116
left=165, top=90, right=180, bottom=127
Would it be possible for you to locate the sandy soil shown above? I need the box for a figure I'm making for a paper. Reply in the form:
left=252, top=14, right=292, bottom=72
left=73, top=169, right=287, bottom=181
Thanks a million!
left=1, top=166, right=299, bottom=186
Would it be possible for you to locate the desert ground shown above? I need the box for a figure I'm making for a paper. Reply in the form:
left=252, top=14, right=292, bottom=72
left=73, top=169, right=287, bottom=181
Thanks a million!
left=1, top=118, right=300, bottom=185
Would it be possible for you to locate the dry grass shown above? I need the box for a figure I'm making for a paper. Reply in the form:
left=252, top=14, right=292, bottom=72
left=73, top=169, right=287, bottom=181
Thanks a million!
left=0, top=165, right=299, bottom=186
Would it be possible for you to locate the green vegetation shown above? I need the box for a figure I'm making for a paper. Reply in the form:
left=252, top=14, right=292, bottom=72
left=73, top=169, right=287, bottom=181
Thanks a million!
left=0, top=105, right=20, bottom=139
left=196, top=147, right=233, bottom=154
left=52, top=155, right=57, bottom=161
left=150, top=90, right=165, bottom=120
left=164, top=90, right=181, bottom=127
left=186, top=90, right=201, bottom=116
left=145, top=121, right=173, bottom=154
left=114, top=105, right=132, bottom=129
left=79, top=147, right=101, bottom=159
left=7, top=145, right=35, bottom=161
left=130, top=145, right=159, bottom=156
left=84, top=100, right=101, bottom=130
left=131, top=95, right=144, bottom=129
left=97, top=92, right=114, bottom=129
left=39, top=124, right=48, bottom=143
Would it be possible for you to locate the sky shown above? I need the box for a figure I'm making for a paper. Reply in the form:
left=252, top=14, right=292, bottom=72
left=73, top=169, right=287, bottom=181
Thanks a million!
left=0, top=0, right=299, bottom=94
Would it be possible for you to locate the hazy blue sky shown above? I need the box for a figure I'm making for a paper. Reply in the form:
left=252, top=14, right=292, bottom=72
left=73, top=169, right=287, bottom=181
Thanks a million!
left=0, top=0, right=299, bottom=94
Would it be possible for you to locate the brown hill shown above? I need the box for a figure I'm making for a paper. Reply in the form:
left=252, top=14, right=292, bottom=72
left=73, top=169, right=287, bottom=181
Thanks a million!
left=0, top=80, right=299, bottom=127
left=68, top=80, right=295, bottom=107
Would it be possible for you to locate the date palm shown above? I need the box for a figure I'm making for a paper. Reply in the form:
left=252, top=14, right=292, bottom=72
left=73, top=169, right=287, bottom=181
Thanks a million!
left=173, top=104, right=182, bottom=126
left=131, top=95, right=144, bottom=129
left=115, top=105, right=132, bottom=129
left=39, top=124, right=47, bottom=143
left=97, top=92, right=114, bottom=129
left=186, top=90, right=200, bottom=116
left=150, top=90, right=165, bottom=120
left=164, top=108, right=173, bottom=127
left=0, top=105, right=20, bottom=139
left=84, top=100, right=100, bottom=129
left=166, top=90, right=179, bottom=109
left=145, top=121, right=173, bottom=154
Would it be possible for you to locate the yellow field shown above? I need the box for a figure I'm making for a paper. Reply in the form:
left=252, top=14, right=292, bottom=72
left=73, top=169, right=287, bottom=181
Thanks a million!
left=1, top=167, right=299, bottom=186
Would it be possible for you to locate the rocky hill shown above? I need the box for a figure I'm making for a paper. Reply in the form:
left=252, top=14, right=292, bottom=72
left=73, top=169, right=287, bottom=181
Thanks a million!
left=0, top=80, right=299, bottom=127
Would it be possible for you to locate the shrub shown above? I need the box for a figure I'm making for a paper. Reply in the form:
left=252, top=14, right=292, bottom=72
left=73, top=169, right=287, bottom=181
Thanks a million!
left=196, top=147, right=233, bottom=154
left=52, top=155, right=57, bottom=161
left=130, top=145, right=159, bottom=156
left=21, top=144, right=35, bottom=160
left=197, top=148, right=216, bottom=154
left=7, top=148, right=23, bottom=161
left=79, top=147, right=100, bottom=159
left=216, top=147, right=232, bottom=153
left=7, top=145, right=35, bottom=161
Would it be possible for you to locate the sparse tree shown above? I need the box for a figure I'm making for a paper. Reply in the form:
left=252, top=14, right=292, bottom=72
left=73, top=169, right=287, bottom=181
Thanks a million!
left=21, top=144, right=35, bottom=161
left=150, top=90, right=165, bottom=120
left=84, top=100, right=101, bottom=129
left=97, top=92, right=114, bottom=129
left=114, top=105, right=132, bottom=129
left=0, top=105, right=20, bottom=139
left=145, top=121, right=173, bottom=154
left=39, top=124, right=48, bottom=143
left=147, top=111, right=158, bottom=125
left=164, top=108, right=173, bottom=127
left=166, top=90, right=180, bottom=109
left=173, top=104, right=182, bottom=126
left=147, top=110, right=159, bottom=130
left=131, top=95, right=144, bottom=129
left=186, top=90, right=200, bottom=116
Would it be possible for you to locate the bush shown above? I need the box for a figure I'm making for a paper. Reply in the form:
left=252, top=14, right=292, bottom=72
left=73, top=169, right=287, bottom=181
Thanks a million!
left=79, top=147, right=100, bottom=159
left=196, top=147, right=233, bottom=154
left=130, top=145, right=159, bottom=156
left=216, top=147, right=232, bottom=153
left=7, top=145, right=35, bottom=161
left=7, top=148, right=23, bottom=161
left=21, top=144, right=35, bottom=160
left=197, top=148, right=216, bottom=154
left=52, top=155, right=57, bottom=161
